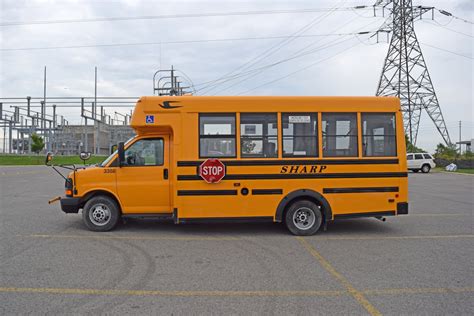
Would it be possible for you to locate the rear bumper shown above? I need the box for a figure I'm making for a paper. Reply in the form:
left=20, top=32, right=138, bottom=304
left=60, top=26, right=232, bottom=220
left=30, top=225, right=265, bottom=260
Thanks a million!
left=397, top=202, right=409, bottom=215
left=60, top=197, right=81, bottom=214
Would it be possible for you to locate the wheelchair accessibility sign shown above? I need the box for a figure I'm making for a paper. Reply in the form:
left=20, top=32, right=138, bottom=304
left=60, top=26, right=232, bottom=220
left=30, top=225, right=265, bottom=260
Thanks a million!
left=145, top=115, right=154, bottom=124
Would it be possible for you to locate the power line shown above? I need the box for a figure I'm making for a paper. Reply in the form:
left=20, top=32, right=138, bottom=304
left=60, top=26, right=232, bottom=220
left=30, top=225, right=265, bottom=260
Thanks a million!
left=210, top=36, right=358, bottom=95
left=236, top=39, right=360, bottom=95
left=435, top=8, right=474, bottom=25
left=0, top=97, right=137, bottom=99
left=0, top=32, right=363, bottom=52
left=0, top=6, right=373, bottom=27
left=198, top=3, right=345, bottom=95
left=207, top=13, right=388, bottom=95
left=421, top=20, right=473, bottom=38
left=421, top=42, right=472, bottom=60
left=207, top=10, right=361, bottom=95
left=199, top=0, right=367, bottom=95
left=209, top=34, right=358, bottom=95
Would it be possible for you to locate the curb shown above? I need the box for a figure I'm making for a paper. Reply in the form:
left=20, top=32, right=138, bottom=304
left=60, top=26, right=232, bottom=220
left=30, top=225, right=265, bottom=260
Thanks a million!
left=438, top=171, right=474, bottom=177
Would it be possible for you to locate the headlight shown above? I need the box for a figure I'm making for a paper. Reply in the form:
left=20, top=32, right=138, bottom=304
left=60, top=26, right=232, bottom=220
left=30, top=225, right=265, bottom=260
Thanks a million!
left=65, top=178, right=73, bottom=197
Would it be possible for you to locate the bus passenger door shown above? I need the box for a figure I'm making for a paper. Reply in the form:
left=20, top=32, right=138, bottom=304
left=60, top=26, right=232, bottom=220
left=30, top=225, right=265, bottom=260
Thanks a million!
left=116, top=136, right=170, bottom=213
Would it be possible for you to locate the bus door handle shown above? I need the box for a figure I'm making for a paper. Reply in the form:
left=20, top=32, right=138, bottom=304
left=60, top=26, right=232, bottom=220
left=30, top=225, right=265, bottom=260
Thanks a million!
left=163, top=168, right=169, bottom=180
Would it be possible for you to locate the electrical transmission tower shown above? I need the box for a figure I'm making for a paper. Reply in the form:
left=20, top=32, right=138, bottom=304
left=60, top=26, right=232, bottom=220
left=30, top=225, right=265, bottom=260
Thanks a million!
left=376, top=0, right=452, bottom=145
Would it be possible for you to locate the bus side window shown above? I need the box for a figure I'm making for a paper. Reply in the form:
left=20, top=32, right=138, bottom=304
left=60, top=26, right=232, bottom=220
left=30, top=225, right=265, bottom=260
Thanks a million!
left=240, top=113, right=278, bottom=158
left=361, top=113, right=397, bottom=157
left=282, top=113, right=318, bottom=157
left=322, top=113, right=358, bottom=157
left=199, top=114, right=236, bottom=158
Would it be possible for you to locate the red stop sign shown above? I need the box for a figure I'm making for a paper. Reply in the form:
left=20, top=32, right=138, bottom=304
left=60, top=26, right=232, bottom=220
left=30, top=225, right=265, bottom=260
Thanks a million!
left=199, top=158, right=226, bottom=183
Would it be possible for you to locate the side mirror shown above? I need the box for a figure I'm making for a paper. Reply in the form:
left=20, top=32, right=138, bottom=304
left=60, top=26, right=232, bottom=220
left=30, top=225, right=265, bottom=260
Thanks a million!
left=79, top=152, right=92, bottom=164
left=110, top=144, right=117, bottom=154
left=118, top=142, right=125, bottom=167
left=45, top=152, right=53, bottom=165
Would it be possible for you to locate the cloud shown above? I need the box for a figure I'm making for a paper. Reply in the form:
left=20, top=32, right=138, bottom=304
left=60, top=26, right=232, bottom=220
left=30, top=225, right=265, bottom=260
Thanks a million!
left=0, top=0, right=472, bottom=151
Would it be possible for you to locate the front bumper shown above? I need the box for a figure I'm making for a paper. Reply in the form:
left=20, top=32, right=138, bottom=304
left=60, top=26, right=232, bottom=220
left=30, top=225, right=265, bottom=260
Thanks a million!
left=60, top=197, right=81, bottom=214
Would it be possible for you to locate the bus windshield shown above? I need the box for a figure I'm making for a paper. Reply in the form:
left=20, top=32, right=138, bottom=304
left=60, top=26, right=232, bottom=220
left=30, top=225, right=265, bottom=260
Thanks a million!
left=100, top=136, right=136, bottom=167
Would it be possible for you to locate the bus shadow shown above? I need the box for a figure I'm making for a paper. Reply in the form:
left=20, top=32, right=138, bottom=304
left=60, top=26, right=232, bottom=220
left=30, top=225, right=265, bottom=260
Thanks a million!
left=116, top=217, right=398, bottom=237
left=324, top=219, right=399, bottom=236
left=120, top=219, right=286, bottom=236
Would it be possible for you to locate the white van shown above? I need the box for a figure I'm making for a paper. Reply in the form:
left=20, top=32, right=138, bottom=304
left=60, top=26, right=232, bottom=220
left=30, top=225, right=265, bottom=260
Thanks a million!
left=407, top=153, right=436, bottom=173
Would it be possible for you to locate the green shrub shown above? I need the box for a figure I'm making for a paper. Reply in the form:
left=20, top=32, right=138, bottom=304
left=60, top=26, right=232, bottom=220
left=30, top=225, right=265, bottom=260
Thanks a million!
left=405, top=135, right=425, bottom=153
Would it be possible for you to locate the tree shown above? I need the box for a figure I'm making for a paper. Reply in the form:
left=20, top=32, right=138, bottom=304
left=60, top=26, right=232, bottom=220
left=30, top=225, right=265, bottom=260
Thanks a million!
left=31, top=133, right=45, bottom=153
left=434, top=143, right=458, bottom=159
left=405, top=135, right=425, bottom=153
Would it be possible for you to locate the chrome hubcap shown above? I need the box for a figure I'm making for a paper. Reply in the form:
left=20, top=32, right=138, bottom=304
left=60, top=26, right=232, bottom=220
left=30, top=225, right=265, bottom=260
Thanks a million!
left=293, top=207, right=315, bottom=230
left=89, top=203, right=111, bottom=226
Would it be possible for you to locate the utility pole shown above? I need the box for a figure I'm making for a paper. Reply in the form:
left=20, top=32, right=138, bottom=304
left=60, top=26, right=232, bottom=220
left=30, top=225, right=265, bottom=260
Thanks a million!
left=43, top=66, right=47, bottom=150
left=94, top=68, right=100, bottom=155
left=3, top=125, right=6, bottom=153
left=458, top=120, right=462, bottom=153
left=376, top=0, right=451, bottom=146
left=8, top=121, right=13, bottom=154
left=94, top=67, right=97, bottom=120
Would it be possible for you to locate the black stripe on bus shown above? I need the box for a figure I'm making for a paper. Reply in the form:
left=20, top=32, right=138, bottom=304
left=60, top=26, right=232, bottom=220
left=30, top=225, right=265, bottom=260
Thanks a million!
left=177, top=158, right=399, bottom=167
left=334, top=211, right=396, bottom=219
left=177, top=190, right=238, bottom=196
left=252, top=189, right=283, bottom=195
left=177, top=172, right=408, bottom=181
left=179, top=216, right=274, bottom=224
left=323, top=187, right=399, bottom=194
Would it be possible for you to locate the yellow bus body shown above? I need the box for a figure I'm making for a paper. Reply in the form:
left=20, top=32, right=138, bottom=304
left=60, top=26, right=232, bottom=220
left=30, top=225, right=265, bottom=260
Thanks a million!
left=59, top=96, right=408, bottom=234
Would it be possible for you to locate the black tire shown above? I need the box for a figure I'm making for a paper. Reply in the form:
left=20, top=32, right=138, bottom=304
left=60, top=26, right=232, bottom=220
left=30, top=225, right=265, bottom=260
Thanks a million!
left=421, top=164, right=431, bottom=173
left=82, top=196, right=120, bottom=232
left=285, top=200, right=323, bottom=236
left=412, top=169, right=419, bottom=173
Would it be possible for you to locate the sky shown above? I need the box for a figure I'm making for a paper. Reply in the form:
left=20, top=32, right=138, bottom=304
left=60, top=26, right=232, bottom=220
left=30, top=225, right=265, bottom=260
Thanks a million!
left=0, top=0, right=472, bottom=152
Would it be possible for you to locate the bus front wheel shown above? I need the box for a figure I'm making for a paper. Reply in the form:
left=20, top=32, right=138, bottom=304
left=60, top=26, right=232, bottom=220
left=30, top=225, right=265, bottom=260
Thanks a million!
left=285, top=200, right=322, bottom=236
left=82, top=196, right=120, bottom=232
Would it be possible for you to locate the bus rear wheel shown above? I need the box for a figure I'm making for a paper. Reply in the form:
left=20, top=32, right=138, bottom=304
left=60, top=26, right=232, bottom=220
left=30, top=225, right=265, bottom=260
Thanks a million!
left=82, top=196, right=120, bottom=232
left=285, top=200, right=322, bottom=236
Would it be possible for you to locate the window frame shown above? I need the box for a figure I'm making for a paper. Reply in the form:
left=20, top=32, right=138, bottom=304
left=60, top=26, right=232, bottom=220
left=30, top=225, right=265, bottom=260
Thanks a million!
left=361, top=112, right=398, bottom=157
left=239, top=113, right=278, bottom=158
left=281, top=112, right=318, bottom=158
left=199, top=113, right=237, bottom=159
left=121, top=137, right=165, bottom=167
left=322, top=112, right=359, bottom=158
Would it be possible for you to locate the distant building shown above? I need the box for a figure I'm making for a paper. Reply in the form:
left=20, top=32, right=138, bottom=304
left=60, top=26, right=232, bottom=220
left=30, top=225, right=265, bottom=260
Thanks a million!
left=53, top=124, right=134, bottom=156
left=456, top=139, right=473, bottom=154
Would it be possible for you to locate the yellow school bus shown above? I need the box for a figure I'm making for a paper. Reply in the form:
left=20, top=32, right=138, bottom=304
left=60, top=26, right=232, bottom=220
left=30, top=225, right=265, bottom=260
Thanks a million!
left=52, top=96, right=408, bottom=235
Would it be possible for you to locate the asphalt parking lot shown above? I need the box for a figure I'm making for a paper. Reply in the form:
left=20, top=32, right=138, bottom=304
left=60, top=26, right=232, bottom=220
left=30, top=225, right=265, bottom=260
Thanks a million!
left=0, top=166, right=472, bottom=315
